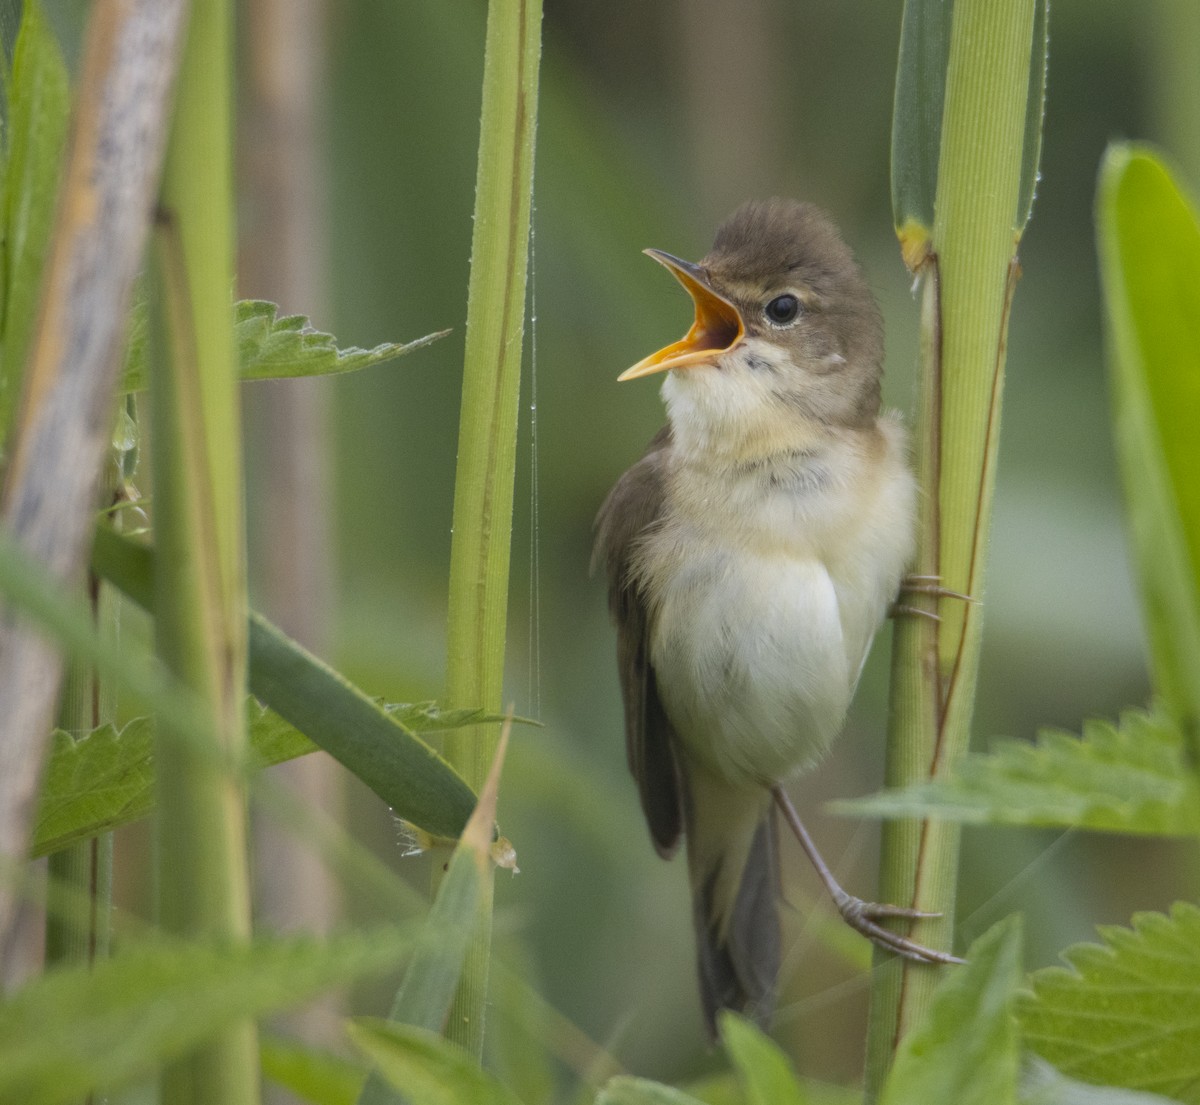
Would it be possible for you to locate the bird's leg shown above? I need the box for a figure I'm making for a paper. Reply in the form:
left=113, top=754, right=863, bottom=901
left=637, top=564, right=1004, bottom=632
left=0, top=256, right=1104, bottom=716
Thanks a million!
left=890, top=574, right=977, bottom=622
left=771, top=785, right=965, bottom=966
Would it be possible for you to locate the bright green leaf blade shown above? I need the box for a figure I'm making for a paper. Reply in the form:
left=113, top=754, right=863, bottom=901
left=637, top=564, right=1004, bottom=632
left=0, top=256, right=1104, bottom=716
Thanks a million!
left=1020, top=903, right=1200, bottom=1102
left=91, top=525, right=479, bottom=840
left=1021, top=1056, right=1187, bottom=1105
left=31, top=700, right=315, bottom=857
left=121, top=297, right=447, bottom=391
left=1098, top=145, right=1200, bottom=752
left=718, top=1012, right=809, bottom=1105
left=596, top=1077, right=709, bottom=1105
left=0, top=927, right=420, bottom=1105
left=881, top=916, right=1023, bottom=1105
left=834, top=709, right=1200, bottom=835
left=890, top=0, right=953, bottom=264
left=260, top=1036, right=369, bottom=1105
left=0, top=0, right=69, bottom=432
left=358, top=843, right=484, bottom=1105
left=1015, top=0, right=1049, bottom=235
left=348, top=1020, right=524, bottom=1105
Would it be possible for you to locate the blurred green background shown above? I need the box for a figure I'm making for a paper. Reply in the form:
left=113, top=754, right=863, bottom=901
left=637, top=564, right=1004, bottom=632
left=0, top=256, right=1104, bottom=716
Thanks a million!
left=218, top=0, right=1195, bottom=1088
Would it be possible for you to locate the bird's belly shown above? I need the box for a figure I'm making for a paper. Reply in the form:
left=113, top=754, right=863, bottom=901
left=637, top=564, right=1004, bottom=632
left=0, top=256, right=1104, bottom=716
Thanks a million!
left=649, top=551, right=854, bottom=786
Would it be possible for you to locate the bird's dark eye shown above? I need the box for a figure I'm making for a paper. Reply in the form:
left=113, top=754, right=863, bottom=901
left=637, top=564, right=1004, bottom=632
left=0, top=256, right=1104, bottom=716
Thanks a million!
left=764, top=293, right=800, bottom=325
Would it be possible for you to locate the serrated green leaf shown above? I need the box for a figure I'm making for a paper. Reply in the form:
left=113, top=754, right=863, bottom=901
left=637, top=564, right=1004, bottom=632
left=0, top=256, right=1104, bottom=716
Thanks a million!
left=718, top=1012, right=808, bottom=1105
left=835, top=709, right=1200, bottom=836
left=261, top=1036, right=369, bottom=1105
left=881, top=916, right=1023, bottom=1105
left=348, top=1020, right=524, bottom=1105
left=121, top=297, right=448, bottom=392
left=596, top=1077, right=708, bottom=1105
left=1020, top=903, right=1200, bottom=1102
left=91, top=525, right=479, bottom=841
left=31, top=700, right=315, bottom=857
left=0, top=0, right=69, bottom=436
left=0, top=926, right=421, bottom=1105
left=1098, top=145, right=1200, bottom=755
left=1021, top=1056, right=1187, bottom=1105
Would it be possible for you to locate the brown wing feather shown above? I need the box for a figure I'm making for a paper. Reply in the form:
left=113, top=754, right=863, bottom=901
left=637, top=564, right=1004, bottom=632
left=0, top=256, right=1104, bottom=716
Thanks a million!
left=592, top=426, right=682, bottom=857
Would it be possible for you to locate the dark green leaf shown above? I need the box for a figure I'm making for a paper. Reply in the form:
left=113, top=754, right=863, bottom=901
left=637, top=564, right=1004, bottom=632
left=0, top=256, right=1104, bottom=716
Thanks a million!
left=834, top=709, right=1200, bottom=836
left=1098, top=145, right=1200, bottom=754
left=881, top=916, right=1023, bottom=1105
left=0, top=926, right=421, bottom=1105
left=91, top=525, right=479, bottom=841
left=348, top=1020, right=524, bottom=1105
left=1020, top=903, right=1200, bottom=1103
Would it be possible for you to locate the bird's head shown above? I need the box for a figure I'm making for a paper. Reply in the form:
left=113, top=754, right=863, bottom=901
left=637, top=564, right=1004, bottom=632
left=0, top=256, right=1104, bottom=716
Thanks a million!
left=620, top=199, right=883, bottom=450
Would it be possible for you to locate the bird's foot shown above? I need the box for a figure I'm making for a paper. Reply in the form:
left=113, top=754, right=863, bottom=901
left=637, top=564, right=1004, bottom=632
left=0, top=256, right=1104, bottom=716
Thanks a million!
left=833, top=891, right=966, bottom=965
left=890, top=574, right=978, bottom=622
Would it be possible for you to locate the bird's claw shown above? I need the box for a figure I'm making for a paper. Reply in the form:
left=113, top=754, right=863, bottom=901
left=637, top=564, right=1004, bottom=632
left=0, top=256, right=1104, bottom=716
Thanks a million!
left=834, top=892, right=965, bottom=966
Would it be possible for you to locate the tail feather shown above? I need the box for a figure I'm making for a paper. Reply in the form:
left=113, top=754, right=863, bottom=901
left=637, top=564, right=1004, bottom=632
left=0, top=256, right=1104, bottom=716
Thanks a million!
left=685, top=771, right=781, bottom=1036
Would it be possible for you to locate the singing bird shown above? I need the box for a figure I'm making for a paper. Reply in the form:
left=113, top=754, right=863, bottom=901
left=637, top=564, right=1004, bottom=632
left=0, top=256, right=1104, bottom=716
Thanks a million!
left=594, top=198, right=959, bottom=1034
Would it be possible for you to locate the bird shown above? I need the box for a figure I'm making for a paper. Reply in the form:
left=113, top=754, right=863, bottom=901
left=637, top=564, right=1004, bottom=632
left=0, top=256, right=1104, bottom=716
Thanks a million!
left=593, top=198, right=960, bottom=1036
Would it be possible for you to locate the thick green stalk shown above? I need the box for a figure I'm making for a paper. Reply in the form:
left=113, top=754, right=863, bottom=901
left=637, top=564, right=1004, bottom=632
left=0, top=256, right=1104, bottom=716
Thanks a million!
left=867, top=0, right=1035, bottom=1092
left=150, top=1, right=257, bottom=1102
left=441, top=0, right=542, bottom=1058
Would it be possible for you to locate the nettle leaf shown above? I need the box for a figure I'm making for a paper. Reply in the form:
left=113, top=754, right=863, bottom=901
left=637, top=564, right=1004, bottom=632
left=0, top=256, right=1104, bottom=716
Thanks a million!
left=881, top=917, right=1024, bottom=1105
left=0, top=926, right=421, bottom=1105
left=1021, top=1056, right=1187, bottom=1105
left=32, top=701, right=315, bottom=857
left=834, top=709, right=1200, bottom=836
left=1020, top=903, right=1200, bottom=1103
left=121, top=297, right=448, bottom=391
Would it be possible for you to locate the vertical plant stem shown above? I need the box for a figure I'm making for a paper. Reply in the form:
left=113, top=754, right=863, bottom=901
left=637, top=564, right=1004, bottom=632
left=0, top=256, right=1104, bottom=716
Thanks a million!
left=866, top=0, right=1035, bottom=1093
left=150, top=1, right=257, bottom=1102
left=441, top=0, right=542, bottom=1058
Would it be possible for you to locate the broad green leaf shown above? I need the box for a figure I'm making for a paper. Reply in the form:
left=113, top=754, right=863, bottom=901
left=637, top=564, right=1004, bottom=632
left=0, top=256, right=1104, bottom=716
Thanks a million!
left=121, top=296, right=448, bottom=391
left=595, top=1077, right=708, bottom=1105
left=890, top=0, right=953, bottom=267
left=880, top=916, right=1023, bottom=1105
left=835, top=709, right=1200, bottom=836
left=0, top=0, right=68, bottom=435
left=1020, top=903, right=1200, bottom=1102
left=91, top=525, right=479, bottom=840
left=357, top=729, right=504, bottom=1105
left=1098, top=145, right=1200, bottom=753
left=1021, top=1056, right=1187, bottom=1105
left=0, top=926, right=421, bottom=1105
left=718, top=1012, right=808, bottom=1105
left=348, top=1020, right=524, bottom=1105
left=32, top=700, right=314, bottom=857
left=261, top=1036, right=369, bottom=1105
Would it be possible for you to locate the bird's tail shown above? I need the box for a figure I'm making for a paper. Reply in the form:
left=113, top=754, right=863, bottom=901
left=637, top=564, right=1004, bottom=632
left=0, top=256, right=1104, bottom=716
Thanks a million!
left=684, top=767, right=780, bottom=1037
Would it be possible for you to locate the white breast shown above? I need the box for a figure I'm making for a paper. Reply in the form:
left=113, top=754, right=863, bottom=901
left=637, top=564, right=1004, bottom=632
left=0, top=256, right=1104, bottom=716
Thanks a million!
left=637, top=416, right=915, bottom=787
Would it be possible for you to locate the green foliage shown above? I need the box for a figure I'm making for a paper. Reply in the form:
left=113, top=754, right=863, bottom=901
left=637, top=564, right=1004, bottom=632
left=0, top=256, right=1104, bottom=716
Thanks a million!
left=349, top=1020, right=525, bottom=1105
left=121, top=296, right=448, bottom=392
left=718, top=1012, right=809, bottom=1105
left=0, top=0, right=68, bottom=440
left=260, top=1036, right=369, bottom=1105
left=1020, top=904, right=1200, bottom=1103
left=880, top=917, right=1024, bottom=1105
left=836, top=708, right=1200, bottom=835
left=1021, top=1057, right=1186, bottom=1105
left=92, top=525, right=480, bottom=841
left=1098, top=145, right=1200, bottom=749
left=0, top=926, right=422, bottom=1105
left=595, top=1078, right=708, bottom=1105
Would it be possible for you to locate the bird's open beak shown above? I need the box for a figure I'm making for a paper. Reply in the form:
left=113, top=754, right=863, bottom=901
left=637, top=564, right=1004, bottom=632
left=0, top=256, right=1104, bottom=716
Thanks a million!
left=617, top=251, right=745, bottom=381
